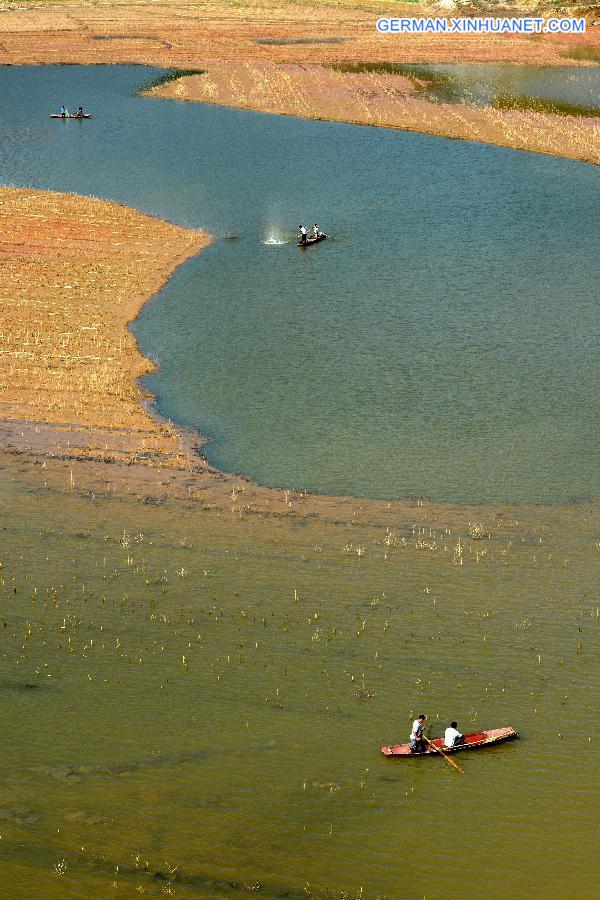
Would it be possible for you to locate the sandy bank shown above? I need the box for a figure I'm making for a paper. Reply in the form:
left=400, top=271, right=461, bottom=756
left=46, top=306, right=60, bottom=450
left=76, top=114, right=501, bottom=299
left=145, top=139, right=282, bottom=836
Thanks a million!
left=146, top=62, right=600, bottom=168
left=0, top=188, right=210, bottom=468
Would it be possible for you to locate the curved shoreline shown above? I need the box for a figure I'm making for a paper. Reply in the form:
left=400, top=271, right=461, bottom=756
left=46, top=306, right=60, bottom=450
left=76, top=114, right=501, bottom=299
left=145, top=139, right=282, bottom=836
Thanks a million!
left=0, top=186, right=597, bottom=540
left=0, top=187, right=212, bottom=470
left=144, top=62, right=600, bottom=169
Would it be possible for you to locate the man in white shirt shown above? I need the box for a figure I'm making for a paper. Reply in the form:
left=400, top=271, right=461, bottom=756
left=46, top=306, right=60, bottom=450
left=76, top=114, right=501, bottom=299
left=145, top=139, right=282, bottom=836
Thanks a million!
left=299, top=224, right=307, bottom=245
left=444, top=721, right=465, bottom=748
left=410, top=714, right=427, bottom=753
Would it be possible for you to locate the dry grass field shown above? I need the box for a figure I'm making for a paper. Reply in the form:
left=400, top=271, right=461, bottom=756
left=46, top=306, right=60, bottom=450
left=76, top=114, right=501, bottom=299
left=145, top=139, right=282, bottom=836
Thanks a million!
left=0, top=0, right=597, bottom=70
left=0, top=188, right=210, bottom=469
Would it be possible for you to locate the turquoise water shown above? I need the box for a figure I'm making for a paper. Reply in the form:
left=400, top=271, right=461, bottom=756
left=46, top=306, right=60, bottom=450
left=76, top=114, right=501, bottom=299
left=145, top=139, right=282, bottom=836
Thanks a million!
left=0, top=65, right=598, bottom=503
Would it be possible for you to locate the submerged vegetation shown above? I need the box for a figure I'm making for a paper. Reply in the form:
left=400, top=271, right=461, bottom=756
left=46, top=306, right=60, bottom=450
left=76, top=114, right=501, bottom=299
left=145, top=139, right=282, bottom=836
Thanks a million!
left=255, top=36, right=346, bottom=45
left=330, top=61, right=452, bottom=97
left=0, top=465, right=598, bottom=896
left=331, top=61, right=600, bottom=117
left=138, top=67, right=206, bottom=94
left=492, top=92, right=600, bottom=117
left=561, top=45, right=600, bottom=63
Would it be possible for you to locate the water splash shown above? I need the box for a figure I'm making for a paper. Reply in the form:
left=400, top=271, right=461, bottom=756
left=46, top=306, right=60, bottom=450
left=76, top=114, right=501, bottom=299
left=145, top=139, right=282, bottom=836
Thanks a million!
left=262, top=225, right=289, bottom=246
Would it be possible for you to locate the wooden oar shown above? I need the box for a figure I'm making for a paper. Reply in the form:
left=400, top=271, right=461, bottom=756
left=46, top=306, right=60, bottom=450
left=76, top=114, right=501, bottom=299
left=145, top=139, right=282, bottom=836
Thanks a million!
left=424, top=736, right=464, bottom=774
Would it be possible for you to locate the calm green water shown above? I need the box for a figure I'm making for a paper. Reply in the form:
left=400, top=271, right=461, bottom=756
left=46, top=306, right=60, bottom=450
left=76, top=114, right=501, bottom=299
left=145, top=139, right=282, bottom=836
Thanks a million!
left=0, top=65, right=598, bottom=504
left=0, top=478, right=598, bottom=899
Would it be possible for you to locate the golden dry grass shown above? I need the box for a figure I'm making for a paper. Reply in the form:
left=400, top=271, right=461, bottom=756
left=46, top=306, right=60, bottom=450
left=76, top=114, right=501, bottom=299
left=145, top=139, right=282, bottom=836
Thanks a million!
left=0, top=0, right=597, bottom=69
left=0, top=188, right=210, bottom=468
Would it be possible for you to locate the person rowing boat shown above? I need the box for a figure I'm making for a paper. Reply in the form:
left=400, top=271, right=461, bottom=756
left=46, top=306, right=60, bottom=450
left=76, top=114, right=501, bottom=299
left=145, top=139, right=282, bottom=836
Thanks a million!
left=382, top=726, right=517, bottom=757
left=60, top=105, right=68, bottom=119
left=298, top=224, right=327, bottom=246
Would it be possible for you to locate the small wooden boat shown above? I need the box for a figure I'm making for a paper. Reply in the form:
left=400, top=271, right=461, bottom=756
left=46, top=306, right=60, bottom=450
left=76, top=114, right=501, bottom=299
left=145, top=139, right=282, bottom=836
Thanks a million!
left=49, top=114, right=93, bottom=119
left=298, top=232, right=327, bottom=247
left=381, top=727, right=517, bottom=757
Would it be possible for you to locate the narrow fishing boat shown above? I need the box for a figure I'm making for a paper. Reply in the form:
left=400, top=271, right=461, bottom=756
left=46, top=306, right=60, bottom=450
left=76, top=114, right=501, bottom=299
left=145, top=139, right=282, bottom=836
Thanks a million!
left=381, top=726, right=517, bottom=757
left=298, top=233, right=327, bottom=247
left=49, top=114, right=93, bottom=119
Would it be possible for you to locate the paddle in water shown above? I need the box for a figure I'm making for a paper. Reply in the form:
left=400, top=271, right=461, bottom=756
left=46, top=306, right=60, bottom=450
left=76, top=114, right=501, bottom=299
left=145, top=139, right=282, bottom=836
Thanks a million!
left=424, top=736, right=464, bottom=773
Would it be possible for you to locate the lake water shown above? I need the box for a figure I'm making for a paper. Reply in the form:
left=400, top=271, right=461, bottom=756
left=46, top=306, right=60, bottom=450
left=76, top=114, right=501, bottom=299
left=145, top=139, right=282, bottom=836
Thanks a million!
left=0, top=65, right=598, bottom=504
left=0, top=65, right=599, bottom=900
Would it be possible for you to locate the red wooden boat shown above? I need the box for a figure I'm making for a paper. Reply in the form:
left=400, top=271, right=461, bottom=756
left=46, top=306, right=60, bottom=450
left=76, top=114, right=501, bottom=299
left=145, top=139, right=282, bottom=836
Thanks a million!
left=381, top=727, right=517, bottom=757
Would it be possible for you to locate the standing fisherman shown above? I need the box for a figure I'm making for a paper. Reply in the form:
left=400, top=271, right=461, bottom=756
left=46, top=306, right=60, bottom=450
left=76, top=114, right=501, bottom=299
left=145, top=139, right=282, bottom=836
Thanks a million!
left=299, top=224, right=307, bottom=245
left=410, top=714, right=427, bottom=754
left=60, top=105, right=68, bottom=119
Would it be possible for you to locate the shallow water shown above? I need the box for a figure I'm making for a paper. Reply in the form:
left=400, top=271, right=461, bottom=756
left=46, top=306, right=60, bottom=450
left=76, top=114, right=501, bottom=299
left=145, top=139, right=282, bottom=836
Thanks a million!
left=336, top=63, right=600, bottom=115
left=415, top=63, right=600, bottom=113
left=0, top=65, right=598, bottom=504
left=0, top=475, right=598, bottom=899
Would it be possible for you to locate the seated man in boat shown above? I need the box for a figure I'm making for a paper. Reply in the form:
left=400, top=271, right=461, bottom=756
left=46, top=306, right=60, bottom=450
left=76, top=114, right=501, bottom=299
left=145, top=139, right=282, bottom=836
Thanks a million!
left=312, top=224, right=320, bottom=239
left=299, top=225, right=308, bottom=245
left=444, top=721, right=466, bottom=748
left=409, top=714, right=427, bottom=753
left=74, top=106, right=84, bottom=118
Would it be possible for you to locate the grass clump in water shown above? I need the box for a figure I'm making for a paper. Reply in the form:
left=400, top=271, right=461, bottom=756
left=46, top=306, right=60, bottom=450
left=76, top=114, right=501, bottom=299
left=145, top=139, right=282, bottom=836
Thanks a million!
left=256, top=36, right=345, bottom=45
left=138, top=68, right=206, bottom=93
left=492, top=92, right=600, bottom=118
left=561, top=45, right=600, bottom=63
